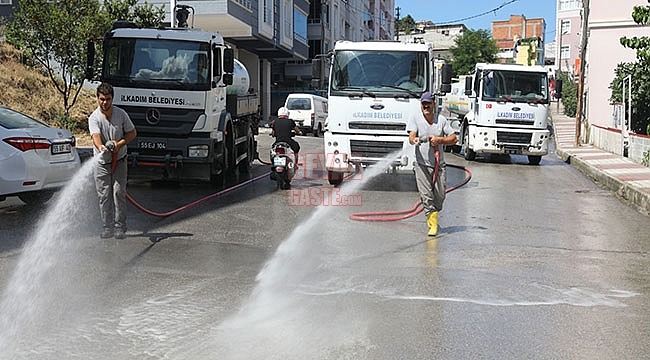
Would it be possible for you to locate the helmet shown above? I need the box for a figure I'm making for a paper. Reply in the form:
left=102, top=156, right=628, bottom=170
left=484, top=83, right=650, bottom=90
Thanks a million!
left=277, top=106, right=290, bottom=118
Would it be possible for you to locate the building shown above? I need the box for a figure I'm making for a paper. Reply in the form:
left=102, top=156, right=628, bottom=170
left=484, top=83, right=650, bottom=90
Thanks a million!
left=397, top=21, right=467, bottom=60
left=583, top=0, right=649, bottom=131
left=556, top=0, right=582, bottom=76
left=492, top=15, right=546, bottom=63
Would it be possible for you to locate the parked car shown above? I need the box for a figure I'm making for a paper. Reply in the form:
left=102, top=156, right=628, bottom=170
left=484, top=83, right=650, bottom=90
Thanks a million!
left=0, top=106, right=81, bottom=205
left=284, top=93, right=328, bottom=137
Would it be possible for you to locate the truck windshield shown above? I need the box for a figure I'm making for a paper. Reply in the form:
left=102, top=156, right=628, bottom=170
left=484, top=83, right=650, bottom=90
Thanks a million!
left=330, top=50, right=428, bottom=95
left=481, top=70, right=549, bottom=104
left=102, top=38, right=213, bottom=90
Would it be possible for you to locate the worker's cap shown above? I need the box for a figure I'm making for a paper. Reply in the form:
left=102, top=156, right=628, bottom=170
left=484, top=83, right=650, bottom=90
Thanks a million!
left=277, top=106, right=290, bottom=117
left=420, top=91, right=434, bottom=103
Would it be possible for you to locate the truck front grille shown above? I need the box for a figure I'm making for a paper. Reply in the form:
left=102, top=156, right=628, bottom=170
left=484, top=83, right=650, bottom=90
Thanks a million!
left=496, top=119, right=535, bottom=126
left=348, top=122, right=406, bottom=131
left=350, top=140, right=403, bottom=158
left=496, top=132, right=532, bottom=144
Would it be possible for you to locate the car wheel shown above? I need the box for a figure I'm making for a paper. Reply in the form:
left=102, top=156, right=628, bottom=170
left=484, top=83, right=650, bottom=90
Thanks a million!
left=19, top=190, right=54, bottom=205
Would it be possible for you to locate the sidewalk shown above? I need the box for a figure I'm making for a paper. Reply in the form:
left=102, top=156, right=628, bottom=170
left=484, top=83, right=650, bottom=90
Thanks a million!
left=550, top=104, right=650, bottom=216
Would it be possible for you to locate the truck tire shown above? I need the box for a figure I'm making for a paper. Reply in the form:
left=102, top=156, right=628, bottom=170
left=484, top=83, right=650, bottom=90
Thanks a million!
left=238, top=127, right=254, bottom=174
left=328, top=171, right=343, bottom=186
left=528, top=155, right=542, bottom=165
left=462, top=130, right=476, bottom=161
left=313, top=123, right=322, bottom=137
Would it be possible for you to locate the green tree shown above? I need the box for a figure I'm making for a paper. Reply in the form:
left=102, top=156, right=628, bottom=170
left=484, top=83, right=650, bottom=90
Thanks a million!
left=609, top=1, right=650, bottom=134
left=396, top=15, right=416, bottom=35
left=6, top=0, right=109, bottom=118
left=559, top=72, right=577, bottom=117
left=5, top=0, right=164, bottom=121
left=449, top=29, right=498, bottom=77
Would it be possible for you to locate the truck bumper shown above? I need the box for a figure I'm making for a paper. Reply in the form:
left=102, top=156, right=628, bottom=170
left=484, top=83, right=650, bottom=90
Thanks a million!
left=468, top=126, right=549, bottom=156
left=324, top=133, right=415, bottom=175
left=126, top=137, right=219, bottom=182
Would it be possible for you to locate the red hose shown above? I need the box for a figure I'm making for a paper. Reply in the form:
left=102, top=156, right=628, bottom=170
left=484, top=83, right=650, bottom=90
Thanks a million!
left=126, top=171, right=270, bottom=217
left=349, top=149, right=472, bottom=222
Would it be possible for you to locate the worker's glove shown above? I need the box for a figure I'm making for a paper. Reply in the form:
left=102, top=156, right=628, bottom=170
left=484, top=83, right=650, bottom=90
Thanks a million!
left=105, top=140, right=116, bottom=152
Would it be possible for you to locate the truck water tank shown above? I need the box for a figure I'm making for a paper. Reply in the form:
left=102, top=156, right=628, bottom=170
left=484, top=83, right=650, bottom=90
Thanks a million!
left=227, top=59, right=251, bottom=96
left=442, top=80, right=471, bottom=117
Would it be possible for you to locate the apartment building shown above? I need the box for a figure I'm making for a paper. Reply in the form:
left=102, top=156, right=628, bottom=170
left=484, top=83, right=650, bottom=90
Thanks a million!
left=398, top=21, right=467, bottom=60
left=492, top=15, right=546, bottom=63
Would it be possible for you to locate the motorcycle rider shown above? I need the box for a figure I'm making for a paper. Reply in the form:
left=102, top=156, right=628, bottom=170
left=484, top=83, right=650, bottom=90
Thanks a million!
left=271, top=106, right=301, bottom=164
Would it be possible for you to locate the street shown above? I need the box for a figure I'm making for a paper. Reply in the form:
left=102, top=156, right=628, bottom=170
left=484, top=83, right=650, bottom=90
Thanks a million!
left=1, top=131, right=649, bottom=359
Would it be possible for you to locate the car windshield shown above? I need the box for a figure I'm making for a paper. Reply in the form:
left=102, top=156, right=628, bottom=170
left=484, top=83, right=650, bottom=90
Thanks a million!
left=286, top=98, right=311, bottom=110
left=481, top=70, right=549, bottom=103
left=102, top=38, right=213, bottom=90
left=330, top=50, right=428, bottom=95
left=0, top=107, right=47, bottom=129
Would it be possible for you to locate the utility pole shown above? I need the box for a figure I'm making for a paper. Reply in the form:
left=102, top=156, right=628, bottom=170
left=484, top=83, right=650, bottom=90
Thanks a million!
left=395, top=7, right=400, bottom=41
left=574, top=0, right=589, bottom=147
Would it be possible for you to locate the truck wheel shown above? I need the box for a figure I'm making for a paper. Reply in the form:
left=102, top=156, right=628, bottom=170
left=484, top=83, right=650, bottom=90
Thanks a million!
left=238, top=127, right=254, bottom=174
left=328, top=171, right=343, bottom=186
left=528, top=155, right=542, bottom=165
left=18, top=190, right=54, bottom=205
left=462, top=130, right=476, bottom=161
left=313, top=124, right=322, bottom=137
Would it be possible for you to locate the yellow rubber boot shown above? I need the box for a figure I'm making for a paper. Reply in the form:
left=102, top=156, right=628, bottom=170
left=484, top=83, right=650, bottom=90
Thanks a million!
left=427, top=211, right=438, bottom=236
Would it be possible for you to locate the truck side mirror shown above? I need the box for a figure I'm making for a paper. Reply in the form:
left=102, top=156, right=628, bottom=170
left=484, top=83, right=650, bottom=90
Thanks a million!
left=312, top=58, right=322, bottom=79
left=223, top=48, right=234, bottom=73
left=464, top=76, right=473, bottom=96
left=85, top=39, right=95, bottom=80
left=440, top=64, right=452, bottom=93
left=222, top=73, right=233, bottom=86
left=554, top=79, right=563, bottom=99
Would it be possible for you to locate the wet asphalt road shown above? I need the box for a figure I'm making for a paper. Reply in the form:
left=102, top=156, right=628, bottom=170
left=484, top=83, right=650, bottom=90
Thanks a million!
left=1, top=130, right=650, bottom=359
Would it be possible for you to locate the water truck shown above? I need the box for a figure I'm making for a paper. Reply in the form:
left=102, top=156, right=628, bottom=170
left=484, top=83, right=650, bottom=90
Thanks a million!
left=86, top=21, right=259, bottom=184
left=442, top=63, right=550, bottom=165
left=313, top=40, right=451, bottom=185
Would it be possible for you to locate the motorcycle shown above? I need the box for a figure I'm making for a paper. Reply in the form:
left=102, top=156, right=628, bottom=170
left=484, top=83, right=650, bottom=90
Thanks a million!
left=269, top=142, right=296, bottom=190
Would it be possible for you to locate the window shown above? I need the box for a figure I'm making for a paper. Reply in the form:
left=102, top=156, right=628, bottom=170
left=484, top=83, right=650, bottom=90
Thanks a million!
left=0, top=0, right=12, bottom=4
left=560, top=19, right=571, bottom=34
left=560, top=45, right=570, bottom=60
left=559, top=0, right=581, bottom=11
left=294, top=9, right=307, bottom=44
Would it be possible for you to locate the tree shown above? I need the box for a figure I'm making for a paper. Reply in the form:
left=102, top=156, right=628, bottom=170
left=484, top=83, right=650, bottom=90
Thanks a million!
left=5, top=0, right=164, bottom=123
left=6, top=0, right=109, bottom=119
left=449, top=29, right=498, bottom=77
left=609, top=1, right=650, bottom=134
left=396, top=15, right=416, bottom=35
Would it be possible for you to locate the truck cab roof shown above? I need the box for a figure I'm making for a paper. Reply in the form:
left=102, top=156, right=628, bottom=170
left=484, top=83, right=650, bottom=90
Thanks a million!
left=107, top=27, right=225, bottom=45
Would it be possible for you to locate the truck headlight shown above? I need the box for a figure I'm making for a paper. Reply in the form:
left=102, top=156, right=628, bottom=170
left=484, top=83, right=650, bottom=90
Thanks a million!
left=188, top=145, right=209, bottom=158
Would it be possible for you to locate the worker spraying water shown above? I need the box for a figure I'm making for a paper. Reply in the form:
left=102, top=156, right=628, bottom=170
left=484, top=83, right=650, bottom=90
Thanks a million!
left=407, top=91, right=458, bottom=236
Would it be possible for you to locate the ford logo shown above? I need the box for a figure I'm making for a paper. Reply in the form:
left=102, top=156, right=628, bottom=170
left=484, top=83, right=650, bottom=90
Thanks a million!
left=145, top=108, right=161, bottom=125
left=370, top=104, right=384, bottom=110
left=512, top=107, right=521, bottom=111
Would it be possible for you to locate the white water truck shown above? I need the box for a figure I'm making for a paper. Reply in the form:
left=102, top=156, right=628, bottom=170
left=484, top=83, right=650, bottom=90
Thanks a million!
left=86, top=20, right=259, bottom=184
left=442, top=63, right=550, bottom=165
left=313, top=40, right=451, bottom=185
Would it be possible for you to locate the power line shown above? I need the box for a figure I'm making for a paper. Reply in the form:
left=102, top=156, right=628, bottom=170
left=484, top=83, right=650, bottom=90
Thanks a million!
left=434, top=0, right=520, bottom=25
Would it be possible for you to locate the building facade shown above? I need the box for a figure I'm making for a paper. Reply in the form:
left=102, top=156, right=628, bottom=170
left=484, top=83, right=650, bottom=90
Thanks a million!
left=397, top=21, right=467, bottom=60
left=492, top=15, right=546, bottom=63
left=583, top=0, right=649, bottom=130
left=556, top=0, right=582, bottom=75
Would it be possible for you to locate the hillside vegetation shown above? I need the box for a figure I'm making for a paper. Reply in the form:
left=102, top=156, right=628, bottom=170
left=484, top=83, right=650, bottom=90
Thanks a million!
left=0, top=41, right=96, bottom=146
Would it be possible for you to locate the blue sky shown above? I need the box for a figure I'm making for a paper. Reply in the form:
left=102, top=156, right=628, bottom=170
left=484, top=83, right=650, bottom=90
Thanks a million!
left=395, top=0, right=557, bottom=40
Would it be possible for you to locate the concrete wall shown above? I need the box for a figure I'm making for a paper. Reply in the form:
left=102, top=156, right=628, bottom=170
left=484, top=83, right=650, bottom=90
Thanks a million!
left=589, top=124, right=650, bottom=164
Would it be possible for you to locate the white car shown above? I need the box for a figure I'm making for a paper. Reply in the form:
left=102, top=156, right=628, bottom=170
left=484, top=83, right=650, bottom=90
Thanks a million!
left=0, top=106, right=80, bottom=205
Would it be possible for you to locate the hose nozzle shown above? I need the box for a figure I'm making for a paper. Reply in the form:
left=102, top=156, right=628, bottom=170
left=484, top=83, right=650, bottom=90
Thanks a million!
left=105, top=140, right=116, bottom=152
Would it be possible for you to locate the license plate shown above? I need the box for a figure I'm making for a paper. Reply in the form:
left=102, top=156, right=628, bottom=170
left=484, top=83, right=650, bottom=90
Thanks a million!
left=139, top=140, right=166, bottom=150
left=51, top=143, right=71, bottom=154
left=273, top=157, right=286, bottom=166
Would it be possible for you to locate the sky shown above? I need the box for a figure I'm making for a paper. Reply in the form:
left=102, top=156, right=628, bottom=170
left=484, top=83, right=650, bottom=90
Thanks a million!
left=396, top=0, right=557, bottom=40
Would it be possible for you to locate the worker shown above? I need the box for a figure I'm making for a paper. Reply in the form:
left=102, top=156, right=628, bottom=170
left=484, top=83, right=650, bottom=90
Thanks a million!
left=407, top=91, right=458, bottom=236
